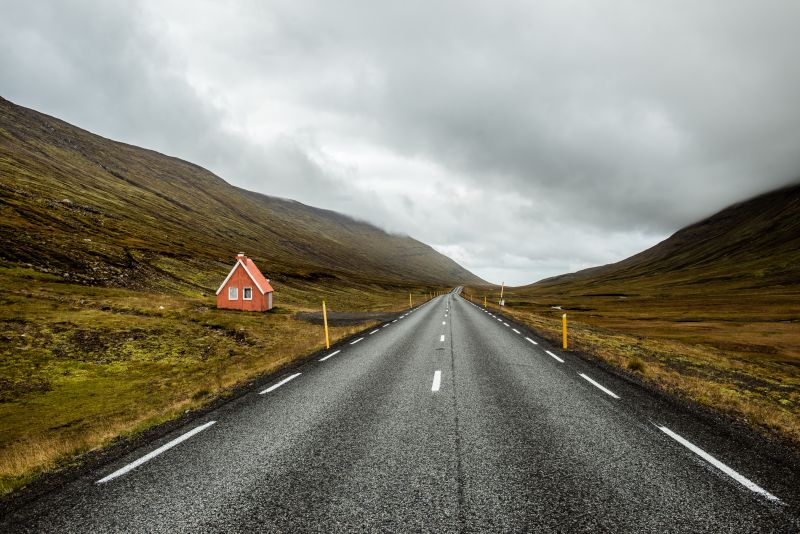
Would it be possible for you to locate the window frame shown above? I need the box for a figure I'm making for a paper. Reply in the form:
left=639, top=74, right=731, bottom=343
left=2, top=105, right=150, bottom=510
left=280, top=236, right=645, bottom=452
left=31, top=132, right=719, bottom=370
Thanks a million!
left=228, top=286, right=238, bottom=300
left=243, top=287, right=253, bottom=301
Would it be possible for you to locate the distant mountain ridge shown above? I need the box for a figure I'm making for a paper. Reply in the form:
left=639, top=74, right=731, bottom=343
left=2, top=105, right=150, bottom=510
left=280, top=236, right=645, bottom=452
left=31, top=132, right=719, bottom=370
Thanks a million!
left=0, top=96, right=484, bottom=291
left=529, top=182, right=800, bottom=293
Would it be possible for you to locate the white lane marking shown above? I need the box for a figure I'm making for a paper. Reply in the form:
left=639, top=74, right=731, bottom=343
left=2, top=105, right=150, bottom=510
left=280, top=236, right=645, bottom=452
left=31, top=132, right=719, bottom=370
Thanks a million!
left=260, top=372, right=302, bottom=394
left=503, top=322, right=509, bottom=327
left=392, top=320, right=397, bottom=323
left=442, top=321, right=446, bottom=325
left=440, top=334, right=445, bottom=342
left=579, top=373, right=620, bottom=399
left=350, top=337, right=364, bottom=345
left=545, top=350, right=564, bottom=363
left=658, top=426, right=781, bottom=502
left=525, top=337, right=538, bottom=345
left=431, top=370, right=442, bottom=392
left=369, top=329, right=380, bottom=335
left=383, top=324, right=390, bottom=328
left=512, top=328, right=520, bottom=334
left=97, top=421, right=216, bottom=484
left=319, top=350, right=341, bottom=362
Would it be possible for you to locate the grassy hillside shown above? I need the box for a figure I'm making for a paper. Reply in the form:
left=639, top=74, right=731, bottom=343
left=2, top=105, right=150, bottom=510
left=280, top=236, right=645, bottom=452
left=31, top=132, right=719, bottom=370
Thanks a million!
left=0, top=96, right=482, bottom=292
left=0, top=96, right=478, bottom=495
left=468, top=183, right=800, bottom=445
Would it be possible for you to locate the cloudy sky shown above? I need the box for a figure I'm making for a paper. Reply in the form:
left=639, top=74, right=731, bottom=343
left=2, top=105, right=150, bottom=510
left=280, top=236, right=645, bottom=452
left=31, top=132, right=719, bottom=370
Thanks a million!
left=2, top=1, right=799, bottom=284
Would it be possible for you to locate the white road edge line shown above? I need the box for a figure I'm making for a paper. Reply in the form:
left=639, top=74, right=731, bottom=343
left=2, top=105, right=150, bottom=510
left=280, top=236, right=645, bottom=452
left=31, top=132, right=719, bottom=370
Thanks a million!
left=579, top=373, right=620, bottom=399
left=260, top=372, right=302, bottom=394
left=431, top=370, right=442, bottom=392
left=350, top=337, right=364, bottom=345
left=319, top=350, right=341, bottom=362
left=503, top=322, right=510, bottom=327
left=440, top=334, right=445, bottom=342
left=658, top=426, right=781, bottom=502
left=96, top=421, right=216, bottom=484
left=545, top=350, right=564, bottom=363
left=369, top=329, right=380, bottom=335
left=512, top=328, right=520, bottom=334
left=525, top=337, right=538, bottom=345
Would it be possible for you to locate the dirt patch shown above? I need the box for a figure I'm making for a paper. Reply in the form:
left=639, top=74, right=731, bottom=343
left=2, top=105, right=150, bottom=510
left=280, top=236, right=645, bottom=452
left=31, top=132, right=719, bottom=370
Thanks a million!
left=294, top=311, right=398, bottom=326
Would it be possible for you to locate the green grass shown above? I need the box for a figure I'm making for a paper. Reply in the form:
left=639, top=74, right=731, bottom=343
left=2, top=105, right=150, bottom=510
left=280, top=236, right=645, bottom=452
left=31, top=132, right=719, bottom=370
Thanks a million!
left=0, top=266, right=438, bottom=495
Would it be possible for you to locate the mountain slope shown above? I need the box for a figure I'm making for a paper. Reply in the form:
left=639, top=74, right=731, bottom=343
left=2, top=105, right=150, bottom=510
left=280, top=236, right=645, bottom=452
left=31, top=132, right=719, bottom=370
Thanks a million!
left=530, top=182, right=800, bottom=293
left=0, top=96, right=483, bottom=293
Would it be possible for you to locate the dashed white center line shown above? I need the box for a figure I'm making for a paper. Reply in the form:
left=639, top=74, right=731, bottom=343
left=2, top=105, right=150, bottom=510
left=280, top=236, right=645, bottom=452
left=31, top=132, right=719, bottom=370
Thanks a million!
left=319, top=350, right=341, bottom=362
left=442, top=321, right=446, bottom=325
left=525, top=337, right=538, bottom=345
left=260, top=372, right=302, bottom=394
left=545, top=350, right=564, bottom=363
left=440, top=334, right=445, bottom=342
left=512, top=328, right=520, bottom=334
left=369, top=329, right=379, bottom=335
left=383, top=324, right=390, bottom=328
left=579, top=373, right=620, bottom=399
left=657, top=426, right=780, bottom=502
left=503, top=322, right=509, bottom=327
left=350, top=337, right=364, bottom=345
left=431, top=370, right=442, bottom=392
left=392, top=320, right=397, bottom=323
left=96, top=421, right=216, bottom=484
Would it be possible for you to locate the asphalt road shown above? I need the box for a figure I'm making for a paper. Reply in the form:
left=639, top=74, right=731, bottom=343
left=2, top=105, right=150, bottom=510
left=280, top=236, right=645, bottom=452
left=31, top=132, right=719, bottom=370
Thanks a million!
left=3, top=289, right=800, bottom=532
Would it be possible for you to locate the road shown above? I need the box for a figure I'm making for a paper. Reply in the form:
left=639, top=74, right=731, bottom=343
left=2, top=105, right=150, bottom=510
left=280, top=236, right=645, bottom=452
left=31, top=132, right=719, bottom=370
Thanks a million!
left=3, top=289, right=799, bottom=532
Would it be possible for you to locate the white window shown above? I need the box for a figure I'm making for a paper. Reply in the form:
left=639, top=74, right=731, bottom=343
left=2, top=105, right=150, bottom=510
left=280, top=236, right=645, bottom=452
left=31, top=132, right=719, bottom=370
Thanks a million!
left=228, top=286, right=238, bottom=300
left=243, top=287, right=253, bottom=300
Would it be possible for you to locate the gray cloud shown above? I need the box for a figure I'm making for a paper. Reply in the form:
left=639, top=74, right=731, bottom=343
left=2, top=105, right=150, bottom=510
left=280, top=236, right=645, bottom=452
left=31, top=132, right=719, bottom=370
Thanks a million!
left=2, top=0, right=799, bottom=284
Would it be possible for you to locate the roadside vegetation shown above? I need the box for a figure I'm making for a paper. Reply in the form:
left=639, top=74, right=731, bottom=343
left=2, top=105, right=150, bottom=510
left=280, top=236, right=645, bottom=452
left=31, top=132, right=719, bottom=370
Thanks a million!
left=0, top=266, right=443, bottom=495
left=463, top=284, right=800, bottom=449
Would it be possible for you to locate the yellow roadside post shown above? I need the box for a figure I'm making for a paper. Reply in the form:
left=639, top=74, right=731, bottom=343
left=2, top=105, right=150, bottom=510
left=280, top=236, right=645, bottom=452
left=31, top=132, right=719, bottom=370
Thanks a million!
left=562, top=313, right=568, bottom=350
left=484, top=295, right=487, bottom=308
left=322, top=300, right=330, bottom=349
left=409, top=293, right=412, bottom=309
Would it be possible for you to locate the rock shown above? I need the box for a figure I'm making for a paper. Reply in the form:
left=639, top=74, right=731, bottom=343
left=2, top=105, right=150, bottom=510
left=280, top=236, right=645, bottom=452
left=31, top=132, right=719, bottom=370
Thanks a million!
left=61, top=198, right=73, bottom=205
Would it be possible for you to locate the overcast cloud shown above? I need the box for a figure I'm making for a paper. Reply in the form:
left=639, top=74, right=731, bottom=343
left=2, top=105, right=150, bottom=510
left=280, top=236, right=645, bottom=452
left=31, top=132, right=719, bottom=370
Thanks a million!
left=2, top=0, right=799, bottom=284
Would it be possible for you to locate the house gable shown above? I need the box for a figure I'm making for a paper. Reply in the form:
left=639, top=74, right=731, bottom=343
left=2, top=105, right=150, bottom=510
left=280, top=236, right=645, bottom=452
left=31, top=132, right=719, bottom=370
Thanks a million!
left=216, top=260, right=268, bottom=295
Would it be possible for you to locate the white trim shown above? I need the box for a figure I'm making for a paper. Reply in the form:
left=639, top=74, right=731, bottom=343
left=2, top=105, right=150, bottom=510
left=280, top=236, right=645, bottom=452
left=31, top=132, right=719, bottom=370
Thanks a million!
left=242, top=287, right=253, bottom=301
left=215, top=259, right=267, bottom=295
left=228, top=286, right=238, bottom=300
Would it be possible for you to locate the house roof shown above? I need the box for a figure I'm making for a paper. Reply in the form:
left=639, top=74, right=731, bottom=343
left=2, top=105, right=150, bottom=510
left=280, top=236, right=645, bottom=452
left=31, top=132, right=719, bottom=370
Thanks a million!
left=215, top=255, right=274, bottom=295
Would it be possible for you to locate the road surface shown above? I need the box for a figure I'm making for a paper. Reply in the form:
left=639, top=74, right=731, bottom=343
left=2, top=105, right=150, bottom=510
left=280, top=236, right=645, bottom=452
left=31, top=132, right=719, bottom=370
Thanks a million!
left=3, top=289, right=799, bottom=532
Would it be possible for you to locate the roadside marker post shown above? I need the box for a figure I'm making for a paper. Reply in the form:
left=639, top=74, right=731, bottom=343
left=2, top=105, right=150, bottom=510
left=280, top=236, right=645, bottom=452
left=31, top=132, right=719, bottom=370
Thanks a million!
left=409, top=293, right=412, bottom=309
left=484, top=295, right=487, bottom=308
left=323, top=300, right=330, bottom=349
left=562, top=313, right=568, bottom=350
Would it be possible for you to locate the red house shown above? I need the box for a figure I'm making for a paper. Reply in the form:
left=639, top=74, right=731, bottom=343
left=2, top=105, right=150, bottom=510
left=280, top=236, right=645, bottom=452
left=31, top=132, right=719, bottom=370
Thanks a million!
left=216, top=253, right=274, bottom=311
